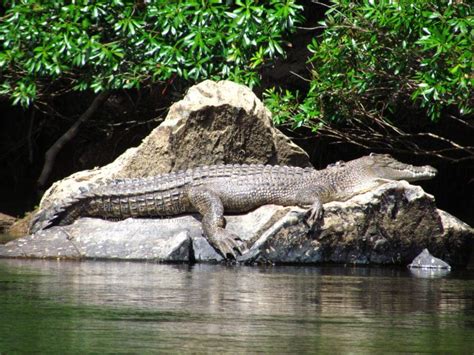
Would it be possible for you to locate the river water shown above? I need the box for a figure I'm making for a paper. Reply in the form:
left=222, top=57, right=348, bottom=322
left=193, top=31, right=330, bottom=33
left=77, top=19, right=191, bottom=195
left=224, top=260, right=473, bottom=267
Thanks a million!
left=0, top=259, right=472, bottom=353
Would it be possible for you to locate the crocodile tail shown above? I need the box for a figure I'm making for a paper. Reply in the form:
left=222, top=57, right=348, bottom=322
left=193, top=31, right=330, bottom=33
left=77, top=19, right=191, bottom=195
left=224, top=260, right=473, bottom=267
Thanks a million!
left=29, top=184, right=98, bottom=234
left=29, top=205, right=62, bottom=234
left=29, top=196, right=85, bottom=234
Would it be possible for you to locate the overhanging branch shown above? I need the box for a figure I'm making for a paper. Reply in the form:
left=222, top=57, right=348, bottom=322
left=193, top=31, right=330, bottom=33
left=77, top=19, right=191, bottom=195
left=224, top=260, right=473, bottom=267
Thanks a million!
left=308, top=103, right=474, bottom=162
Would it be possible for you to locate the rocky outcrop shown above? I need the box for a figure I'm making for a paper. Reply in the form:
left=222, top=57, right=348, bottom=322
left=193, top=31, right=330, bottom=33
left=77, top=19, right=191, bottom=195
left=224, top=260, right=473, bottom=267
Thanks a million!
left=2, top=181, right=472, bottom=266
left=39, top=80, right=310, bottom=209
left=0, top=212, right=16, bottom=234
left=240, top=181, right=472, bottom=266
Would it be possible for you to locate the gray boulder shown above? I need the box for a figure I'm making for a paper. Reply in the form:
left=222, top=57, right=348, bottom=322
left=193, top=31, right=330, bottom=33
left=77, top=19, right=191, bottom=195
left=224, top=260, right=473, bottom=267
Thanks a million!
left=0, top=205, right=281, bottom=262
left=408, top=248, right=452, bottom=278
left=408, top=249, right=451, bottom=270
left=241, top=181, right=472, bottom=266
left=2, top=181, right=472, bottom=266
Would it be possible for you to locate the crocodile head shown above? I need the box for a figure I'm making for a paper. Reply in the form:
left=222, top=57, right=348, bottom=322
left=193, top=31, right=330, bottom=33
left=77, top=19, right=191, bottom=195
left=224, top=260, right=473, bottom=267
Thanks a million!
left=353, top=153, right=437, bottom=182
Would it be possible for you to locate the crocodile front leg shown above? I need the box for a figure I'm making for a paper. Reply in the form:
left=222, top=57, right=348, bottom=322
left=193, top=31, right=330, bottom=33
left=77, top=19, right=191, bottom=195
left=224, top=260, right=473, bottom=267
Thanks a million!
left=188, top=186, right=244, bottom=259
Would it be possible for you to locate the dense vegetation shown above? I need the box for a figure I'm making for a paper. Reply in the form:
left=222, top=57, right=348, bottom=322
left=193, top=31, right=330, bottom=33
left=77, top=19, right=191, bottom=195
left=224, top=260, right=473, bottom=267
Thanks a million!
left=0, top=0, right=303, bottom=106
left=265, top=0, right=473, bottom=161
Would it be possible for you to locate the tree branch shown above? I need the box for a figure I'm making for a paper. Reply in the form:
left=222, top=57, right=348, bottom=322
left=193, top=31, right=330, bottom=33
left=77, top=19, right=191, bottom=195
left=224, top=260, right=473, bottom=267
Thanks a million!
left=315, top=109, right=474, bottom=162
left=37, top=91, right=111, bottom=188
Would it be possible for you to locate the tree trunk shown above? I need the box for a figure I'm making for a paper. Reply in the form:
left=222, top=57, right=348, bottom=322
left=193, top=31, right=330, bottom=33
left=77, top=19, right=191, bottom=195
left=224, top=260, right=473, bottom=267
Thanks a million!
left=37, top=91, right=111, bottom=189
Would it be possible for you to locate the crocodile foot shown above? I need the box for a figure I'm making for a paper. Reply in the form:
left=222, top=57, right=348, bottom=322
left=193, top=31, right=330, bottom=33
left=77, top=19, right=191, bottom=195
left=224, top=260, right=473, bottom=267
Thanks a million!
left=208, top=228, right=247, bottom=260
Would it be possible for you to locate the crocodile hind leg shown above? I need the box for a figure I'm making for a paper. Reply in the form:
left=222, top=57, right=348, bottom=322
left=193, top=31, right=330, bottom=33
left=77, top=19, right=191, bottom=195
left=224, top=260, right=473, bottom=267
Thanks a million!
left=188, top=186, right=244, bottom=259
left=295, top=188, right=325, bottom=231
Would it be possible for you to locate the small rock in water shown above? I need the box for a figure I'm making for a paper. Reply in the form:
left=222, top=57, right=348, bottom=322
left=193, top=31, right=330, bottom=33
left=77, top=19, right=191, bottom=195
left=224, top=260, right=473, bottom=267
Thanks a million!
left=408, top=248, right=451, bottom=270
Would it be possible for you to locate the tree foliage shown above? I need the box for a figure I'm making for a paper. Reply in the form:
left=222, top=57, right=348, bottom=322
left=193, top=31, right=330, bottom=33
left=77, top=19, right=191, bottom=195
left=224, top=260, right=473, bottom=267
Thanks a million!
left=265, top=0, right=473, bottom=161
left=0, top=0, right=303, bottom=107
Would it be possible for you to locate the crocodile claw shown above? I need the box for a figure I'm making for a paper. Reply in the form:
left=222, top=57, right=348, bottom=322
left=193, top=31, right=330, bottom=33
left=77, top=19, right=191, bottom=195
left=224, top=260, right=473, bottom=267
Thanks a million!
left=305, top=205, right=324, bottom=232
left=208, top=229, right=246, bottom=260
left=306, top=207, right=323, bottom=225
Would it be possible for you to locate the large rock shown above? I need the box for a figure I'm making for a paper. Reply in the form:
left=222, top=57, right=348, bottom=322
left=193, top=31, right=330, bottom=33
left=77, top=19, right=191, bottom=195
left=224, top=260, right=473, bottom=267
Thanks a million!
left=0, top=205, right=283, bottom=262
left=2, top=182, right=472, bottom=266
left=244, top=181, right=473, bottom=266
left=40, top=80, right=310, bottom=209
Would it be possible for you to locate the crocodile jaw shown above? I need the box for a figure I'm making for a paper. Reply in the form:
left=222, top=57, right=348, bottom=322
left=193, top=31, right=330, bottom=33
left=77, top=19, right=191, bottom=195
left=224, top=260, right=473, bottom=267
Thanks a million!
left=392, top=164, right=438, bottom=182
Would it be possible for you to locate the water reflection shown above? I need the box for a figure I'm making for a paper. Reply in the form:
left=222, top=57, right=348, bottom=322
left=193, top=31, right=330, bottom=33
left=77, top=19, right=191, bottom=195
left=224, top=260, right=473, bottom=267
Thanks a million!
left=0, top=259, right=473, bottom=353
left=409, top=268, right=452, bottom=279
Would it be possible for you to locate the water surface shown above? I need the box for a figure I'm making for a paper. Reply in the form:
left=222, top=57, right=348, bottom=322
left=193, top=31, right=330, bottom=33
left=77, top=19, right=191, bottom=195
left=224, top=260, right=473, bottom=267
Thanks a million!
left=0, top=259, right=473, bottom=353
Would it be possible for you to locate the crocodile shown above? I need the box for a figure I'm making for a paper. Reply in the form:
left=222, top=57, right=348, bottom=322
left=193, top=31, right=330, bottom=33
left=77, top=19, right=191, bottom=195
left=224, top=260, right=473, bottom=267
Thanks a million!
left=30, top=153, right=437, bottom=259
